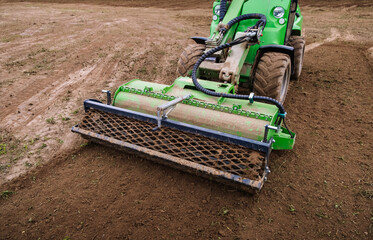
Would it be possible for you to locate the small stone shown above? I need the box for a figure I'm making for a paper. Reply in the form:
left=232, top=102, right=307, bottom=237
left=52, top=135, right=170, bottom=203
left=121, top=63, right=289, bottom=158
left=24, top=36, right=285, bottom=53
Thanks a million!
left=135, top=221, right=143, bottom=226
left=218, top=230, right=227, bottom=237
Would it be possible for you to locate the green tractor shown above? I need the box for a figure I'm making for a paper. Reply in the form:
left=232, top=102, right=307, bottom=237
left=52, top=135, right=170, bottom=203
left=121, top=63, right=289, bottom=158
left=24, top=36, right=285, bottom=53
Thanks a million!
left=72, top=0, right=305, bottom=193
left=178, top=0, right=305, bottom=103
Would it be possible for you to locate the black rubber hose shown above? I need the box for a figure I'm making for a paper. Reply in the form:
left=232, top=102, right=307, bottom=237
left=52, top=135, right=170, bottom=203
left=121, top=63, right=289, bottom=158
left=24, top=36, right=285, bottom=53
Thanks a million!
left=191, top=39, right=286, bottom=114
left=220, top=0, right=227, bottom=22
left=222, top=13, right=267, bottom=33
left=283, top=118, right=295, bottom=138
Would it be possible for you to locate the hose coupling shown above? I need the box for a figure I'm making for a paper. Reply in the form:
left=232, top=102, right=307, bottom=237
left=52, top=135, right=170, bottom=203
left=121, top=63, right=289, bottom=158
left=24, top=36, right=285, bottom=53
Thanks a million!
left=278, top=112, right=287, bottom=118
left=249, top=92, right=255, bottom=103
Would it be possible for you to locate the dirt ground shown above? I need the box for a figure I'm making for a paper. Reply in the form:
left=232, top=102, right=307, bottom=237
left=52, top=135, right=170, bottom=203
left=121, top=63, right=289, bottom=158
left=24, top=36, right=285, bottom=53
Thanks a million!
left=0, top=0, right=372, bottom=239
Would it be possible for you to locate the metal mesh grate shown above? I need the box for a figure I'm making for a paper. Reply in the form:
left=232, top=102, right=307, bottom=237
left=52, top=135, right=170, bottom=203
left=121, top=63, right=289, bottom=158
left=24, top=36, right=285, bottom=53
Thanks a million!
left=78, top=109, right=266, bottom=181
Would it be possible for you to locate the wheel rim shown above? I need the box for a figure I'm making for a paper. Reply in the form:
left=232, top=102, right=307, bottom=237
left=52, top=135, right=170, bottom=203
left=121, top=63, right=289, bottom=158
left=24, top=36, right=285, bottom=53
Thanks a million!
left=279, top=64, right=291, bottom=103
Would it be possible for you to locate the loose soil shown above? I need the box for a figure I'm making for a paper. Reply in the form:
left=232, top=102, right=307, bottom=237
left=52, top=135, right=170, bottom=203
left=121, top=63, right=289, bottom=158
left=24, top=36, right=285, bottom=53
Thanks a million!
left=0, top=0, right=372, bottom=239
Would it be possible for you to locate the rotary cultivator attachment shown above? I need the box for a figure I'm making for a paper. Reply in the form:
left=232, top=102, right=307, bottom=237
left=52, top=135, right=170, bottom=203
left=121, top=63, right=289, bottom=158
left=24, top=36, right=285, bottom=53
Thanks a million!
left=72, top=0, right=303, bottom=192
left=72, top=78, right=295, bottom=192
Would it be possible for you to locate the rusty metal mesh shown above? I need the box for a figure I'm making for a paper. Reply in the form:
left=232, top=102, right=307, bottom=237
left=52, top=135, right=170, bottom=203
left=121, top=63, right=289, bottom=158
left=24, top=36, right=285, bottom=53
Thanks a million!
left=78, top=109, right=265, bottom=180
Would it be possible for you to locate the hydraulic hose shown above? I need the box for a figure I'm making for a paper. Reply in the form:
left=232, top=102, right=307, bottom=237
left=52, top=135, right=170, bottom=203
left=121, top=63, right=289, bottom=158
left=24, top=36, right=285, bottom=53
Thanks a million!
left=191, top=39, right=294, bottom=137
left=221, top=13, right=267, bottom=34
left=191, top=35, right=286, bottom=115
left=219, top=0, right=227, bottom=22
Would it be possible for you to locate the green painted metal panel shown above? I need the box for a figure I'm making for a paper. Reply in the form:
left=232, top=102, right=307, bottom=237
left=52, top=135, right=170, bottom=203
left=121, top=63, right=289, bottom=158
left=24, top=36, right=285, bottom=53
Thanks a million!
left=209, top=0, right=303, bottom=78
left=110, top=1, right=303, bottom=150
left=112, top=78, right=295, bottom=150
left=209, top=1, right=221, bottom=37
left=209, top=0, right=245, bottom=43
left=237, top=0, right=290, bottom=64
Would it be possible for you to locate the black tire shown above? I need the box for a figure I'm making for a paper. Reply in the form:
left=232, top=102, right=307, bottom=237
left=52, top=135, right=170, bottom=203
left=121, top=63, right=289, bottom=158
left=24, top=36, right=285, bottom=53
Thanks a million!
left=288, top=36, right=305, bottom=80
left=253, top=52, right=291, bottom=104
left=177, top=44, right=205, bottom=76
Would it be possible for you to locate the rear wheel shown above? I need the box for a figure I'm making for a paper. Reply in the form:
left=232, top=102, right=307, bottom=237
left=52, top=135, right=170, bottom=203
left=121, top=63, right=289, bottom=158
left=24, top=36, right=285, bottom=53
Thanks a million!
left=288, top=36, right=305, bottom=80
left=177, top=44, right=205, bottom=76
left=253, top=52, right=291, bottom=104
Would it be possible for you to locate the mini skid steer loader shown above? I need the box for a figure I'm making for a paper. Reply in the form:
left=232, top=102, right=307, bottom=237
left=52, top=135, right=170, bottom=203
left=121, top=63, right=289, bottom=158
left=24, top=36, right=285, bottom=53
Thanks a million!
left=72, top=0, right=305, bottom=192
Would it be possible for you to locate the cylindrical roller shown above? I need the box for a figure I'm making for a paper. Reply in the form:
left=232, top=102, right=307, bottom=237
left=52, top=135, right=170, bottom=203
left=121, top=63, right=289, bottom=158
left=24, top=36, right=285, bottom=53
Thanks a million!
left=114, top=91, right=270, bottom=141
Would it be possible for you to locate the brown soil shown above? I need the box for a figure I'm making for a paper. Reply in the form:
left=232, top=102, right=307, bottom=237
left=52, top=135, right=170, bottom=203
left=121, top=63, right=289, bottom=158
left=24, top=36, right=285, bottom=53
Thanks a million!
left=3, top=0, right=373, bottom=8
left=1, top=1, right=372, bottom=239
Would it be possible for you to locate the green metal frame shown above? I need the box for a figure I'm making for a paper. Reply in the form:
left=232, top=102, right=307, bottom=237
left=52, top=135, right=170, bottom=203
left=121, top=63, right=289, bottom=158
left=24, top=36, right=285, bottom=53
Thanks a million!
left=113, top=78, right=295, bottom=150
left=72, top=0, right=304, bottom=193
left=210, top=0, right=303, bottom=81
left=109, top=0, right=302, bottom=151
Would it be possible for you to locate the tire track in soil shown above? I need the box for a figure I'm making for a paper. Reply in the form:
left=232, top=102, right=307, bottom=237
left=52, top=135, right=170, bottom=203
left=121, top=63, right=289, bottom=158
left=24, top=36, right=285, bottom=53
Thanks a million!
left=305, top=28, right=341, bottom=53
left=1, top=40, right=372, bottom=238
left=0, top=3, right=209, bottom=184
left=0, top=2, right=372, bottom=240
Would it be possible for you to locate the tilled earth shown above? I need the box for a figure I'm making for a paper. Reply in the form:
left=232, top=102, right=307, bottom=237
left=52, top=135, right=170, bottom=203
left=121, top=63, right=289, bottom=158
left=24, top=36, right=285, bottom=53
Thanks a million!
left=0, top=0, right=372, bottom=239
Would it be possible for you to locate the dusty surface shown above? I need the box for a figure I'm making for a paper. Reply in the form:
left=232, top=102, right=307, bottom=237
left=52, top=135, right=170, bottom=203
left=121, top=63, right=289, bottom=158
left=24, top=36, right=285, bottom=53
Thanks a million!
left=0, top=0, right=372, bottom=239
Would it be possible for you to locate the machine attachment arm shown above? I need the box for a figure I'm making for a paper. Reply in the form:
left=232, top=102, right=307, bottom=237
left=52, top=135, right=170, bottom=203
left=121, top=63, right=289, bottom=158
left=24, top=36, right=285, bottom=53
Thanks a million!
left=155, top=94, right=191, bottom=129
left=101, top=90, right=112, bottom=105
